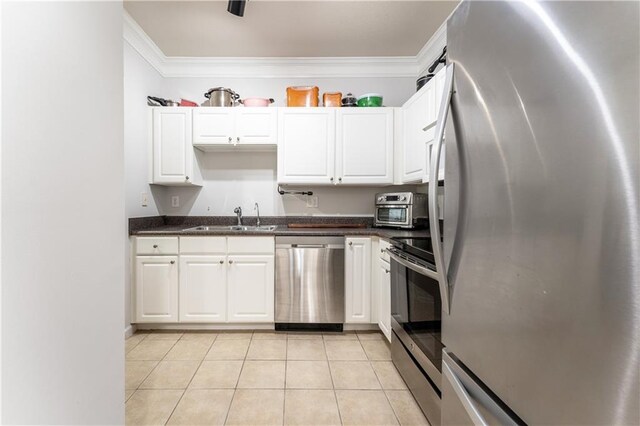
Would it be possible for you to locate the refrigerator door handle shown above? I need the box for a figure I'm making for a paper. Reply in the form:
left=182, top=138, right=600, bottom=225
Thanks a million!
left=443, top=360, right=488, bottom=426
left=429, top=63, right=455, bottom=314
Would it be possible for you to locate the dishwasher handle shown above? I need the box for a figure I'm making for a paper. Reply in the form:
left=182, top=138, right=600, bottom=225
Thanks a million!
left=276, top=243, right=345, bottom=249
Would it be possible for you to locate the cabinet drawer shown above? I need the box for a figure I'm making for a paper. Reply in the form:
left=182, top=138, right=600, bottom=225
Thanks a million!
left=180, top=237, right=227, bottom=254
left=136, top=237, right=179, bottom=255
left=227, top=237, right=274, bottom=254
left=379, top=239, right=392, bottom=263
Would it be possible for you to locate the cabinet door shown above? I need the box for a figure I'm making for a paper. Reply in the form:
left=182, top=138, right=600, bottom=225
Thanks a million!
left=401, top=89, right=429, bottom=183
left=227, top=255, right=275, bottom=322
left=277, top=108, right=336, bottom=184
left=179, top=255, right=227, bottom=322
left=193, top=108, right=235, bottom=145
left=378, top=259, right=392, bottom=342
left=336, top=109, right=393, bottom=185
left=153, top=108, right=194, bottom=184
left=235, top=108, right=277, bottom=145
left=345, top=237, right=372, bottom=323
left=135, top=256, right=178, bottom=323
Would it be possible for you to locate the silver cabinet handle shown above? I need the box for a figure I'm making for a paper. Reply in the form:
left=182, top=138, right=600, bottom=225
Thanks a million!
left=338, top=177, right=342, bottom=183
left=170, top=260, right=175, bottom=264
left=348, top=241, right=353, bottom=246
left=228, top=136, right=232, bottom=143
left=380, top=248, right=384, bottom=253
left=429, top=63, right=454, bottom=314
left=153, top=244, right=158, bottom=248
left=385, top=269, right=390, bottom=274
left=236, top=136, right=240, bottom=143
left=186, top=176, right=189, bottom=181
left=219, top=260, right=224, bottom=264
left=330, top=177, right=334, bottom=181
left=229, top=260, right=234, bottom=264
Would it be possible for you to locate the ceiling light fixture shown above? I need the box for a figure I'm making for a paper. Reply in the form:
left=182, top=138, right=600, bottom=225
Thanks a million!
left=227, top=0, right=246, bottom=17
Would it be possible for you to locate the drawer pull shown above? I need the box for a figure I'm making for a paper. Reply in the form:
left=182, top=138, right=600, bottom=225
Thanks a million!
left=170, top=260, right=175, bottom=264
left=229, top=260, right=234, bottom=264
left=153, top=245, right=158, bottom=249
left=348, top=241, right=353, bottom=246
left=219, top=260, right=224, bottom=264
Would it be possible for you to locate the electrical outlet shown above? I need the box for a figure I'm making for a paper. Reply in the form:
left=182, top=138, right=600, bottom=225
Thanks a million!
left=141, top=192, right=149, bottom=207
left=306, top=196, right=319, bottom=208
left=171, top=195, right=180, bottom=208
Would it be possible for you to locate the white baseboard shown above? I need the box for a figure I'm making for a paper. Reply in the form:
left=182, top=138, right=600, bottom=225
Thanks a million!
left=135, top=323, right=276, bottom=331
left=124, top=324, right=136, bottom=338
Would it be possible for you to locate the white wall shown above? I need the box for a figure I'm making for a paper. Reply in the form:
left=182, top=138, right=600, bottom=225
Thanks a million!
left=2, top=2, right=124, bottom=424
left=158, top=150, right=414, bottom=217
left=124, top=41, right=164, bottom=331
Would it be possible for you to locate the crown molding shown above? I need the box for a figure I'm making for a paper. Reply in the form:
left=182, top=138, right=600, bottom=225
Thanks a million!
left=123, top=10, right=449, bottom=79
left=416, top=20, right=447, bottom=77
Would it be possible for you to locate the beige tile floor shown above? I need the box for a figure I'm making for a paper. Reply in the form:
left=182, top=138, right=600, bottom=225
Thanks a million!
left=125, top=330, right=429, bottom=426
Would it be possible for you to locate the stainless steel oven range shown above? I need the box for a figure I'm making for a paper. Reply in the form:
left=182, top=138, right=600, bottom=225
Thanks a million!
left=374, top=192, right=427, bottom=229
left=388, top=236, right=444, bottom=425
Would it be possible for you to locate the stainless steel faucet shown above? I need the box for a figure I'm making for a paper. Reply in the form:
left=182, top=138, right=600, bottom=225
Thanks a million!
left=233, top=206, right=242, bottom=226
left=254, top=202, right=261, bottom=227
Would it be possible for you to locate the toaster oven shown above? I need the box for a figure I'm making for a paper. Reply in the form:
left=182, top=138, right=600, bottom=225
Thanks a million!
left=374, top=192, right=428, bottom=229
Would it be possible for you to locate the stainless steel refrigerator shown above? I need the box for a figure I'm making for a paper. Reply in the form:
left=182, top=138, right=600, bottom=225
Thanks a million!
left=428, top=1, right=640, bottom=424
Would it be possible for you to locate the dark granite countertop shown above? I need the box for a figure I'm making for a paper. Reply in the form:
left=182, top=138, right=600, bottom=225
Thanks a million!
left=129, top=216, right=429, bottom=240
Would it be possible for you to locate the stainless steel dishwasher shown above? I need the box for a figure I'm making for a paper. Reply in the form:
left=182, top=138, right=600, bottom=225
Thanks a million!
left=275, top=236, right=345, bottom=331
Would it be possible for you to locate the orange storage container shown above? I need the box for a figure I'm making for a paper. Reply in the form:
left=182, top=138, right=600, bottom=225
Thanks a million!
left=323, top=92, right=342, bottom=107
left=286, top=86, right=319, bottom=107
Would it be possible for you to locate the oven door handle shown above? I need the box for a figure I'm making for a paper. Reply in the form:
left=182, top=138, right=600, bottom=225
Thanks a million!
left=387, top=249, right=439, bottom=281
left=387, top=248, right=450, bottom=315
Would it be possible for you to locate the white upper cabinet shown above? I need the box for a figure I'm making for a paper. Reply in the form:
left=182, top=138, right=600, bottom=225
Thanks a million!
left=152, top=108, right=199, bottom=185
left=193, top=107, right=277, bottom=149
left=336, top=109, right=394, bottom=185
left=401, top=86, right=430, bottom=183
left=277, top=108, right=336, bottom=185
left=235, top=108, right=278, bottom=145
left=423, top=66, right=448, bottom=183
left=192, top=108, right=235, bottom=145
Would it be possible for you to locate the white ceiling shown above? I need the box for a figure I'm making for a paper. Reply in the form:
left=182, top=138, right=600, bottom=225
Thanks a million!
left=124, top=1, right=458, bottom=57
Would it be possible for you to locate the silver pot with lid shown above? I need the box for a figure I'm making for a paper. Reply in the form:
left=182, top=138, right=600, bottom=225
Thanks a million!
left=203, top=87, right=241, bottom=107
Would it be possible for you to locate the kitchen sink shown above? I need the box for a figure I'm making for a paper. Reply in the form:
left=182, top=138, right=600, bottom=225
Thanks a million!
left=184, top=225, right=277, bottom=232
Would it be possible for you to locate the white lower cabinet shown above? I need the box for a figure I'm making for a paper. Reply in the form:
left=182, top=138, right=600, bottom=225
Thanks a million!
left=179, top=255, right=227, bottom=322
left=227, top=255, right=275, bottom=322
left=134, top=236, right=274, bottom=324
left=345, top=237, right=372, bottom=323
left=135, top=256, right=178, bottom=323
left=378, top=258, right=392, bottom=342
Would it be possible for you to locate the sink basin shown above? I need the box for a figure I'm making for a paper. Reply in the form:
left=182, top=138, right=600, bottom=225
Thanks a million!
left=184, top=225, right=277, bottom=232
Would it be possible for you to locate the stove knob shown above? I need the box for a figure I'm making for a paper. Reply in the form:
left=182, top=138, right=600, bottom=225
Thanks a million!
left=377, top=196, right=384, bottom=202
left=400, top=196, right=407, bottom=201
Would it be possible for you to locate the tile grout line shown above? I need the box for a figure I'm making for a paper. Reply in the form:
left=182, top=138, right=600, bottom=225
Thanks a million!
left=223, top=334, right=251, bottom=425
left=323, top=334, right=345, bottom=426
left=129, top=332, right=183, bottom=396
left=162, top=333, right=218, bottom=425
